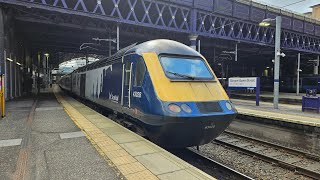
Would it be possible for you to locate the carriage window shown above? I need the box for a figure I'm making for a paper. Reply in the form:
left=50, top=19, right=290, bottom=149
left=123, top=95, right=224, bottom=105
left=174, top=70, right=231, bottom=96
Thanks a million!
left=134, top=57, right=146, bottom=86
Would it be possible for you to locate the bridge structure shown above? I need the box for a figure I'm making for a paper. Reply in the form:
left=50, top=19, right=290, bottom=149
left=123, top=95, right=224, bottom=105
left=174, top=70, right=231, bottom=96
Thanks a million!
left=0, top=0, right=319, bottom=101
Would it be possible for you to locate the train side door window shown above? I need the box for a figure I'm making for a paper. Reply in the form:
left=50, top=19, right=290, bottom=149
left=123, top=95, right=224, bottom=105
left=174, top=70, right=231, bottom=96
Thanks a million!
left=134, top=57, right=146, bottom=87
left=125, top=59, right=131, bottom=86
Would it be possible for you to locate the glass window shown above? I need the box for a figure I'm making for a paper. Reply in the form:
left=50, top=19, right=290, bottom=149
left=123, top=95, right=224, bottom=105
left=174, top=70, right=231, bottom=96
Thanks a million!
left=134, top=57, right=146, bottom=86
left=160, top=56, right=214, bottom=80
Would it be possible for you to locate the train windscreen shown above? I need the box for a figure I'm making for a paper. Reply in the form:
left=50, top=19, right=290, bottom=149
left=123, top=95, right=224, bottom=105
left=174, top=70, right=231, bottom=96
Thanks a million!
left=160, top=56, right=214, bottom=81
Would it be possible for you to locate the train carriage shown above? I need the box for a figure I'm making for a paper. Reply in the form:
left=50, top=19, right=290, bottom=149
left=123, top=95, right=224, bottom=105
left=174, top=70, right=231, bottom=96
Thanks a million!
left=59, top=39, right=237, bottom=148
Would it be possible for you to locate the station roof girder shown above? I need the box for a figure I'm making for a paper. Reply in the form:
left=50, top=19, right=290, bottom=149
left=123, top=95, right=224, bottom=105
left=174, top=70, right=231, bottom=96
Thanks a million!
left=0, top=0, right=320, bottom=54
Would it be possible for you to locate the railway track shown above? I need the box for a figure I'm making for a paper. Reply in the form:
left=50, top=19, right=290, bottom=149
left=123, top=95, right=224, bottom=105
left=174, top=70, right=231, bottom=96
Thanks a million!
left=67, top=91, right=319, bottom=179
left=215, top=130, right=320, bottom=179
left=171, top=148, right=254, bottom=180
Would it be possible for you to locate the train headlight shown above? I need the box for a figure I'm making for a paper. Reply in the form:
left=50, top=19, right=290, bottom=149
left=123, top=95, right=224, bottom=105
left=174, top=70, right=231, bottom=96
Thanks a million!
left=181, top=104, right=192, bottom=113
left=226, top=101, right=232, bottom=111
left=168, top=104, right=181, bottom=113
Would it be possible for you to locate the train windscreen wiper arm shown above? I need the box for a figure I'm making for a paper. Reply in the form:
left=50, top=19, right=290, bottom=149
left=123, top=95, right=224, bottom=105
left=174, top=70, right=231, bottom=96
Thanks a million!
left=166, top=71, right=195, bottom=80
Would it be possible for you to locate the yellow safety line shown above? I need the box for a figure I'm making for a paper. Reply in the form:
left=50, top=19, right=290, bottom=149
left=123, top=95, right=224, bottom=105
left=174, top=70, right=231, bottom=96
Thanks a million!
left=53, top=91, right=158, bottom=180
left=237, top=107, right=320, bottom=127
left=1, top=74, right=5, bottom=118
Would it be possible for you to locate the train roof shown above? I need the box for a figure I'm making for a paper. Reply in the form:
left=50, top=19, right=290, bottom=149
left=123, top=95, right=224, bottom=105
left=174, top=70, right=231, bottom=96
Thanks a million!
left=75, top=39, right=202, bottom=72
left=126, top=39, right=202, bottom=57
left=75, top=43, right=137, bottom=72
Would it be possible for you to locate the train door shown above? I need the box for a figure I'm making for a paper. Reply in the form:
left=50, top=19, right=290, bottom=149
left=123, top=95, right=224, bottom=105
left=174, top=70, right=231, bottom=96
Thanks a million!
left=122, top=55, right=146, bottom=110
left=122, top=55, right=134, bottom=108
left=131, top=57, right=146, bottom=109
left=80, top=73, right=86, bottom=98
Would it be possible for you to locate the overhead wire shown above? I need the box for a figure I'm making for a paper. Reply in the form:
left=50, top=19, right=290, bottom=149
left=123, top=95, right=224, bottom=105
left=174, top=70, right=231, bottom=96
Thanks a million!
left=280, top=0, right=309, bottom=8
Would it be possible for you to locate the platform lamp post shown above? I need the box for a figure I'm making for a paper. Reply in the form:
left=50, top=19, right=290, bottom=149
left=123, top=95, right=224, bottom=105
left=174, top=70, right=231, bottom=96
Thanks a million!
left=259, top=16, right=285, bottom=109
left=44, top=53, right=49, bottom=88
left=296, top=53, right=301, bottom=96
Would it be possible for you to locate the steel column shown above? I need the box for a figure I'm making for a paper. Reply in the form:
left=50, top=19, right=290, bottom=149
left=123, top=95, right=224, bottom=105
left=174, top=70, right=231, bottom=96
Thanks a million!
left=46, top=55, right=49, bottom=87
left=42, top=55, right=46, bottom=88
left=10, top=58, right=12, bottom=98
left=235, top=43, right=238, bottom=62
left=14, top=58, right=17, bottom=97
left=117, top=24, right=119, bottom=51
left=273, top=16, right=282, bottom=109
left=188, top=34, right=198, bottom=50
left=296, top=53, right=300, bottom=96
left=37, top=53, right=40, bottom=95
left=314, top=56, right=319, bottom=75
left=109, top=35, right=111, bottom=56
left=18, top=65, right=20, bottom=97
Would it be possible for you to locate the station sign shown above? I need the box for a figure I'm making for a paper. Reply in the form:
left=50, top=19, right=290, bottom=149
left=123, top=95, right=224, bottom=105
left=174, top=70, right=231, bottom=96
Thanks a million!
left=228, top=77, right=258, bottom=88
left=227, top=77, right=260, bottom=106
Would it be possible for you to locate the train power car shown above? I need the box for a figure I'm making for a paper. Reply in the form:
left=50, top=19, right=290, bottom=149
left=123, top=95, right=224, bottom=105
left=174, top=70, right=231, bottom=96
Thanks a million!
left=59, top=39, right=237, bottom=148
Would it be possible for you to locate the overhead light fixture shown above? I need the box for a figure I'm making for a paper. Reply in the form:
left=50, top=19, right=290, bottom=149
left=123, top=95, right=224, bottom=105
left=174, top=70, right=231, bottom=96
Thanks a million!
left=44, top=53, right=49, bottom=57
left=259, top=18, right=274, bottom=27
left=16, top=62, right=22, bottom=66
left=259, top=21, right=271, bottom=27
left=6, top=58, right=13, bottom=62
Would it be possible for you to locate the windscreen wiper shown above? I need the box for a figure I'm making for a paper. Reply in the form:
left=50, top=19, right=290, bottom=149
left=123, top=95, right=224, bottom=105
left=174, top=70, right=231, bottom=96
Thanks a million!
left=166, top=71, right=195, bottom=80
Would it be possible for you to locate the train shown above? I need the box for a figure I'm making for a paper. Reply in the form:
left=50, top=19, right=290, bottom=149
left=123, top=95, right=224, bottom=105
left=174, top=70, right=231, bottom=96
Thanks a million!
left=59, top=39, right=237, bottom=148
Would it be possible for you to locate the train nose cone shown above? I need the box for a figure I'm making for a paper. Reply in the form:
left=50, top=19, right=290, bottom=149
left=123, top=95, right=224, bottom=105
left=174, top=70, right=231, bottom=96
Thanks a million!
left=147, top=114, right=236, bottom=148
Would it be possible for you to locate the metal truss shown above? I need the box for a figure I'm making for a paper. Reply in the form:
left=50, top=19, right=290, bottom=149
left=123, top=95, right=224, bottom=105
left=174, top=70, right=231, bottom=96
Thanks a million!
left=20, top=0, right=191, bottom=33
left=1, top=0, right=320, bottom=54
left=12, top=6, right=185, bottom=42
left=196, top=11, right=320, bottom=53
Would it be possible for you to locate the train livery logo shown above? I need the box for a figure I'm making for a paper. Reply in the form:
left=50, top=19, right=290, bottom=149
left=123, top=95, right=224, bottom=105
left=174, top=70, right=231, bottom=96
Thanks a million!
left=109, top=92, right=119, bottom=102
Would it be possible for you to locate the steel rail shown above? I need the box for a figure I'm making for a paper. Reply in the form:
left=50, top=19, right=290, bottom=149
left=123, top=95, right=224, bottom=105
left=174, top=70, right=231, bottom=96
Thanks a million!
left=224, top=130, right=320, bottom=161
left=214, top=133, right=320, bottom=179
left=186, top=148, right=254, bottom=180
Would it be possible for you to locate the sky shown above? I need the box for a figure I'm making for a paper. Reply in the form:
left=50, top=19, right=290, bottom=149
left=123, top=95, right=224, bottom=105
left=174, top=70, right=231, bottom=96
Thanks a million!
left=254, top=0, right=319, bottom=14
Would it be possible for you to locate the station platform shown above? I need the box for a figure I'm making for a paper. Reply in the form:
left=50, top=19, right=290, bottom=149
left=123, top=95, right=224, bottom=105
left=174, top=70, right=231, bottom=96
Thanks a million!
left=0, top=90, right=120, bottom=180
left=0, top=86, right=213, bottom=180
left=230, top=91, right=305, bottom=104
left=232, top=99, right=320, bottom=127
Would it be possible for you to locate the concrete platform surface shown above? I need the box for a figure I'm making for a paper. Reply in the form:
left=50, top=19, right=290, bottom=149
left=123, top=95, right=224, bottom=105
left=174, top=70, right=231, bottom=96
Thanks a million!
left=233, top=99, right=320, bottom=127
left=54, top=86, right=214, bottom=180
left=0, top=90, right=120, bottom=180
left=231, top=91, right=304, bottom=100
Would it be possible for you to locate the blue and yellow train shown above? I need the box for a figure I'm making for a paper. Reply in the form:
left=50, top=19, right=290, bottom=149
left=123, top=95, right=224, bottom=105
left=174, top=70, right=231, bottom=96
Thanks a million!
left=59, top=39, right=237, bottom=148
